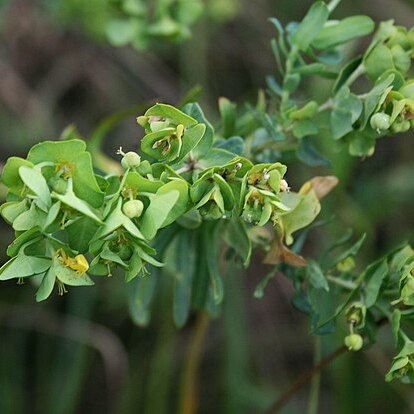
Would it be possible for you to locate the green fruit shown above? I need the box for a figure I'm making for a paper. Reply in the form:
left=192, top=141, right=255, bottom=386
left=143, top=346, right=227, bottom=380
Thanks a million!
left=123, top=199, right=144, bottom=218
left=121, top=152, right=141, bottom=169
left=49, top=176, right=68, bottom=194
left=199, top=202, right=223, bottom=220
left=344, top=334, right=363, bottom=351
left=391, top=119, right=411, bottom=133
left=370, top=112, right=391, bottom=131
left=117, top=244, right=134, bottom=261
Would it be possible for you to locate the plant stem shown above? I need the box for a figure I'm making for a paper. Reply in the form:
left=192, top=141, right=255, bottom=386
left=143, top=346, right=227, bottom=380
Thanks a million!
left=344, top=63, right=366, bottom=88
left=318, top=98, right=333, bottom=112
left=178, top=312, right=210, bottom=414
left=327, top=275, right=358, bottom=290
left=307, top=336, right=322, bottom=414
left=265, top=345, right=348, bottom=414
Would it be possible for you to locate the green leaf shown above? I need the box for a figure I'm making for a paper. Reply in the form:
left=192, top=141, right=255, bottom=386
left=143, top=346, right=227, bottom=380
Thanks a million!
left=224, top=217, right=252, bottom=267
left=329, top=233, right=366, bottom=267
left=27, top=139, right=104, bottom=208
left=106, top=18, right=139, bottom=46
left=43, top=201, right=61, bottom=231
left=6, top=228, right=42, bottom=257
left=199, top=148, right=236, bottom=168
left=205, top=224, right=224, bottom=304
left=128, top=269, right=159, bottom=326
left=307, top=260, right=329, bottom=291
left=173, top=232, right=196, bottom=327
left=19, top=166, right=51, bottom=212
left=66, top=217, right=100, bottom=253
left=0, top=255, right=51, bottom=281
left=361, top=74, right=394, bottom=128
left=214, top=136, right=245, bottom=155
left=13, top=203, right=47, bottom=232
left=219, top=97, right=237, bottom=138
left=213, top=174, right=235, bottom=211
left=124, top=171, right=164, bottom=194
left=291, top=1, right=329, bottom=50
left=289, top=101, right=319, bottom=120
left=53, top=188, right=103, bottom=224
left=125, top=247, right=144, bottom=282
left=1, top=157, right=34, bottom=195
left=181, top=103, right=214, bottom=159
left=364, top=44, right=395, bottom=82
left=364, top=259, right=389, bottom=307
left=293, top=63, right=326, bottom=76
left=312, top=16, right=375, bottom=50
left=100, top=245, right=128, bottom=267
left=36, top=268, right=57, bottom=302
left=297, top=137, right=330, bottom=167
left=177, top=123, right=206, bottom=162
left=155, top=180, right=190, bottom=228
left=331, top=87, right=363, bottom=140
left=0, top=200, right=28, bottom=224
left=281, top=189, right=321, bottom=245
left=140, top=190, right=180, bottom=240
left=292, top=119, right=319, bottom=139
left=145, top=103, right=198, bottom=127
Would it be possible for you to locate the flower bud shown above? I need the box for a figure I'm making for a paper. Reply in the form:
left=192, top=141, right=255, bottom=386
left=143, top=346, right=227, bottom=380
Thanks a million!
left=123, top=199, right=144, bottom=218
left=121, top=151, right=141, bottom=169
left=344, top=334, right=363, bottom=351
left=370, top=112, right=391, bottom=132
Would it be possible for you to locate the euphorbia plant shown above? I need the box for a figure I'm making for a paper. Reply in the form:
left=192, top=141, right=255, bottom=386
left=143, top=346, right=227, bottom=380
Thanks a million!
left=2, top=1, right=414, bottom=406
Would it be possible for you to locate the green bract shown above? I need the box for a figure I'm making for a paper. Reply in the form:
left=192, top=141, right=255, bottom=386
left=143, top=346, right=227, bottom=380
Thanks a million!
left=0, top=97, right=327, bottom=310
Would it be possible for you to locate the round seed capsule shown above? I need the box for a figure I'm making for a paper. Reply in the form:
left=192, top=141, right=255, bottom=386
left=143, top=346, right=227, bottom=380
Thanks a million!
left=121, top=152, right=141, bottom=169
left=123, top=199, right=144, bottom=218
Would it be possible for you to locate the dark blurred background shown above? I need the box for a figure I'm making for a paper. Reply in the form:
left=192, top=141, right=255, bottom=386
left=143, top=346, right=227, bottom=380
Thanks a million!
left=1, top=0, right=414, bottom=413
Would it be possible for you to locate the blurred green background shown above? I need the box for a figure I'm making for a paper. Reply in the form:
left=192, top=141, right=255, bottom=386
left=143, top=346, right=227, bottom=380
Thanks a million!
left=1, top=0, right=414, bottom=413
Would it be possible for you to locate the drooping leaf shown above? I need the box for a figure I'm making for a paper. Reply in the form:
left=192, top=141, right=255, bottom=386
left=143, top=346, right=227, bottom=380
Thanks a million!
left=0, top=255, right=51, bottom=281
left=36, top=267, right=57, bottom=302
